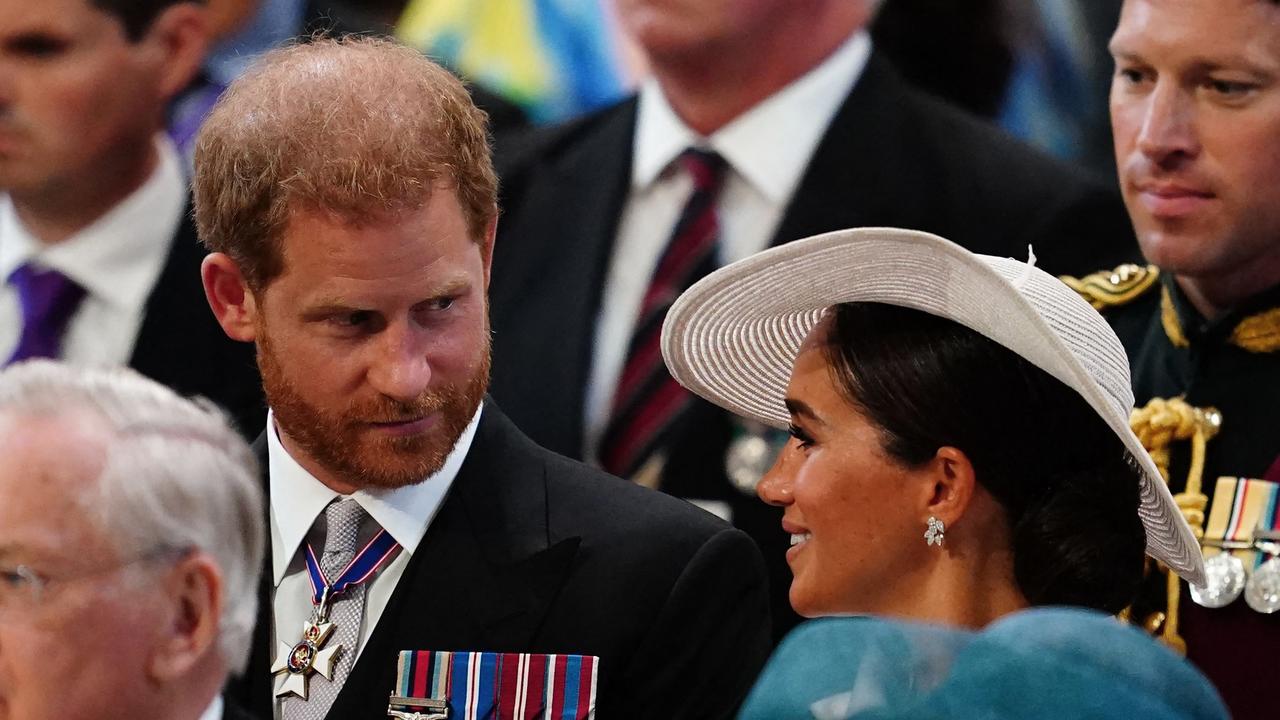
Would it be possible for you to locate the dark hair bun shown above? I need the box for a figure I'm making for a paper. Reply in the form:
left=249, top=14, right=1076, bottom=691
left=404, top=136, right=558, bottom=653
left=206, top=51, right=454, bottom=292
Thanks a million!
left=1012, top=464, right=1145, bottom=613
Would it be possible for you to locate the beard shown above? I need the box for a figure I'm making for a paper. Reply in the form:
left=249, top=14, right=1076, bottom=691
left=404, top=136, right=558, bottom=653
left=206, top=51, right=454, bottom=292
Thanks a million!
left=257, top=329, right=491, bottom=490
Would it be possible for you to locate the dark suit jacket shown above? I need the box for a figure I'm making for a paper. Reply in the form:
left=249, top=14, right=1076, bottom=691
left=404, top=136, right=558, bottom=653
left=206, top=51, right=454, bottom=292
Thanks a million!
left=222, top=697, right=259, bottom=720
left=127, top=204, right=264, bottom=437
left=229, top=403, right=772, bottom=720
left=487, top=51, right=1140, bottom=640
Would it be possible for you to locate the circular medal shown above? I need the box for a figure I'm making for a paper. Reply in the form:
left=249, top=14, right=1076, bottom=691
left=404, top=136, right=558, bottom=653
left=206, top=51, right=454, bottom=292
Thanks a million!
left=1189, top=552, right=1246, bottom=609
left=287, top=640, right=318, bottom=675
left=1244, top=557, right=1280, bottom=614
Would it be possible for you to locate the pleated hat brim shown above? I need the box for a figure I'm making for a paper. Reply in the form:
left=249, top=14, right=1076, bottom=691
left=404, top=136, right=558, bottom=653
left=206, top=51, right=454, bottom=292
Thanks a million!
left=661, top=227, right=1205, bottom=587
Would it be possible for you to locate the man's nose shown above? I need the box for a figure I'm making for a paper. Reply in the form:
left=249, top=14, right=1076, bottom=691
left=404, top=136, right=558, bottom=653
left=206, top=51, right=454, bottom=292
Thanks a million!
left=367, top=325, right=432, bottom=402
left=1136, top=81, right=1200, bottom=165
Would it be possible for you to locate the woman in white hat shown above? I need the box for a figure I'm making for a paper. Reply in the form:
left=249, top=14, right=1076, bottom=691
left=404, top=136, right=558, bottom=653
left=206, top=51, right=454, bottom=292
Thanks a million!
left=661, top=227, right=1222, bottom=718
left=664, top=227, right=1204, bottom=622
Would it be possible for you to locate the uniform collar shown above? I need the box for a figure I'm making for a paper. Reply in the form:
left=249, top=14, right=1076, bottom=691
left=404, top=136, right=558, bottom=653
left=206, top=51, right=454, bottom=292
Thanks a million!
left=267, top=403, right=483, bottom=584
left=1160, top=274, right=1280, bottom=352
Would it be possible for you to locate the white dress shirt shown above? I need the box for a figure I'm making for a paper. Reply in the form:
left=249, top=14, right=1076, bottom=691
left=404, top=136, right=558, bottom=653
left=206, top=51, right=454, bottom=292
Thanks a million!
left=0, top=135, right=185, bottom=365
left=268, top=404, right=482, bottom=717
left=583, top=32, right=873, bottom=463
left=198, top=695, right=224, bottom=720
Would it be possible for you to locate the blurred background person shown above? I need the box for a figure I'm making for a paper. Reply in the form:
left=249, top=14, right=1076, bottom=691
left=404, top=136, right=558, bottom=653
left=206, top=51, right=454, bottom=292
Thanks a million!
left=1063, top=1, right=1280, bottom=716
left=0, top=360, right=265, bottom=720
left=484, top=0, right=1139, bottom=639
left=0, top=0, right=263, bottom=435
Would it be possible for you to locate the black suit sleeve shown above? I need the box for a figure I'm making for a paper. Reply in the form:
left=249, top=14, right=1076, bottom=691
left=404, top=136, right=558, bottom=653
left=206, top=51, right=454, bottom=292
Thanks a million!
left=610, top=527, right=772, bottom=720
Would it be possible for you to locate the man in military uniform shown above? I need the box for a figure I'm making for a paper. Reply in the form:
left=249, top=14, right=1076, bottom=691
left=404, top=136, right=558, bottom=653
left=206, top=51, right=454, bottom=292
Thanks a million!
left=1064, top=1, right=1280, bottom=716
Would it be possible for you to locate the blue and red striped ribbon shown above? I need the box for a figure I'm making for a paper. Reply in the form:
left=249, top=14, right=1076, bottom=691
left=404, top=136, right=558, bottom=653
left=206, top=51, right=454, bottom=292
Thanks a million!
left=395, top=651, right=597, bottom=719
left=304, top=529, right=401, bottom=604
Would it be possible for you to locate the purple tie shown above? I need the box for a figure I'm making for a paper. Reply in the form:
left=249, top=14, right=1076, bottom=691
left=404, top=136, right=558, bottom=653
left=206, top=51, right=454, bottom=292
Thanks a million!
left=6, top=263, right=86, bottom=364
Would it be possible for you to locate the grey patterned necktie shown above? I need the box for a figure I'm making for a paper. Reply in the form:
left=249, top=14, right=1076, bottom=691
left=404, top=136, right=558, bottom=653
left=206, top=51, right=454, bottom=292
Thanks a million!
left=283, top=498, right=371, bottom=720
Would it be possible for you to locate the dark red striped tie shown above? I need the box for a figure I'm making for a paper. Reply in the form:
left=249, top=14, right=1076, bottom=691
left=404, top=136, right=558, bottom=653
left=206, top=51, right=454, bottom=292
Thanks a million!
left=600, top=148, right=727, bottom=479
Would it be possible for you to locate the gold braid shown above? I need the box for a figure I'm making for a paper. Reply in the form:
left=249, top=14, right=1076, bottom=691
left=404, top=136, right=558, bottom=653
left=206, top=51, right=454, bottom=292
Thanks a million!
left=1128, top=398, right=1222, bottom=655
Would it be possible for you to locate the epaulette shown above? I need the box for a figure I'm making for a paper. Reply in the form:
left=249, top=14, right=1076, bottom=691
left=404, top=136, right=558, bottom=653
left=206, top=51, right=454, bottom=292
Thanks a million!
left=1059, top=263, right=1160, bottom=311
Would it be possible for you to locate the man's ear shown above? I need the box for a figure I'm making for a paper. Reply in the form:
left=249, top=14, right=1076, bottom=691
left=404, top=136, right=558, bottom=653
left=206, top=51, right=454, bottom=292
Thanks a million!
left=921, top=446, right=977, bottom=531
left=148, top=552, right=223, bottom=682
left=141, top=3, right=212, bottom=103
left=202, top=253, right=259, bottom=342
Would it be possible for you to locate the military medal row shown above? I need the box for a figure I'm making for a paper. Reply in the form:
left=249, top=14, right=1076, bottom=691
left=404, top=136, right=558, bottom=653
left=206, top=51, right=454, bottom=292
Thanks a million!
left=1188, top=477, right=1280, bottom=613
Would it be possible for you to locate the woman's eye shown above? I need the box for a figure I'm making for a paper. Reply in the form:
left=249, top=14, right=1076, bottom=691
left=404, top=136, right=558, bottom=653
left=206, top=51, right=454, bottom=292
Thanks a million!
left=788, top=424, right=815, bottom=449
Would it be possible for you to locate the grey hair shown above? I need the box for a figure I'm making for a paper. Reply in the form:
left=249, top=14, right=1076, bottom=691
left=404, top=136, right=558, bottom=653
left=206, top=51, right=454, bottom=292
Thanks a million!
left=0, top=360, right=264, bottom=676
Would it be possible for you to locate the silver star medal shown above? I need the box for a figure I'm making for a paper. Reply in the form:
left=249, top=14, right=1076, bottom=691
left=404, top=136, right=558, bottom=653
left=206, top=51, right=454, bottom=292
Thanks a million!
left=272, top=612, right=342, bottom=699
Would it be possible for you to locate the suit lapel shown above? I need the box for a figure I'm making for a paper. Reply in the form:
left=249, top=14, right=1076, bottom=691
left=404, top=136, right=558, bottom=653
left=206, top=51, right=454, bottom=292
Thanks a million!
left=227, top=433, right=276, bottom=719
left=488, top=103, right=636, bottom=457
left=258, top=405, right=581, bottom=718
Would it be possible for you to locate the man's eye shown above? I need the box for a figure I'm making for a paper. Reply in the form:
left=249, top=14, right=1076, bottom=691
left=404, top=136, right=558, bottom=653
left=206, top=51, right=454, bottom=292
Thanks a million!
left=9, top=35, right=69, bottom=58
left=334, top=311, right=372, bottom=327
left=1205, top=78, right=1255, bottom=98
left=1115, top=67, right=1147, bottom=86
left=430, top=297, right=455, bottom=311
left=0, top=566, right=34, bottom=589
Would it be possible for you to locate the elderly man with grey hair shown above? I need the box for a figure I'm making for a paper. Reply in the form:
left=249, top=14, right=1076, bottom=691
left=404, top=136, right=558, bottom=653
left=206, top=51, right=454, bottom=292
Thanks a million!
left=0, top=360, right=264, bottom=720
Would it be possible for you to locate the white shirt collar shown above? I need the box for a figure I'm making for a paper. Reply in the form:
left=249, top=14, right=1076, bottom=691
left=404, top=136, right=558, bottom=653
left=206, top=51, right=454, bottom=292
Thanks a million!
left=268, top=402, right=483, bottom=584
left=632, top=31, right=871, bottom=203
left=197, top=695, right=223, bottom=720
left=0, top=134, right=185, bottom=311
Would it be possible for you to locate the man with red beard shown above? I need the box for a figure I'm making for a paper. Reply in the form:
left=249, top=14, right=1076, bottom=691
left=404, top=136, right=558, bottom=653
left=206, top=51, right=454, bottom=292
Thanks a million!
left=196, top=37, right=771, bottom=720
left=1064, top=1, right=1280, bottom=716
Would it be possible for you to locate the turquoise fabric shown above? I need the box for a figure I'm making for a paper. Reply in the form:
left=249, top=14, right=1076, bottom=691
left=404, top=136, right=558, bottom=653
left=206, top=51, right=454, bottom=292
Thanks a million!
left=738, top=608, right=1229, bottom=720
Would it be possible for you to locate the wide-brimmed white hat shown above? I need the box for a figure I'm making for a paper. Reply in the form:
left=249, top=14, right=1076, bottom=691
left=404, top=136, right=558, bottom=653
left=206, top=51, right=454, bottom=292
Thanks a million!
left=661, top=227, right=1205, bottom=586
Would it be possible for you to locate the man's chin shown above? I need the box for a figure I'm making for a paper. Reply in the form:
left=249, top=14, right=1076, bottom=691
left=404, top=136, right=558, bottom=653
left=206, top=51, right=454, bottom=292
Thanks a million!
left=342, top=441, right=452, bottom=489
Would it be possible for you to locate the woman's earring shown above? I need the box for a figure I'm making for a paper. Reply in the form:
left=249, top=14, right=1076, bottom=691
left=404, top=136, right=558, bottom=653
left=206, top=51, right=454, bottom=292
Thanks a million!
left=925, top=516, right=945, bottom=547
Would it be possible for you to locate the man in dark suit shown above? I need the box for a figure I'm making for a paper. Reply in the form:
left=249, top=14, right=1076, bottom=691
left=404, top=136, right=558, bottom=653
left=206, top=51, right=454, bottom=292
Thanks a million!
left=0, top=0, right=263, bottom=436
left=0, top=361, right=265, bottom=720
left=196, top=37, right=770, bottom=720
left=488, top=0, right=1140, bottom=640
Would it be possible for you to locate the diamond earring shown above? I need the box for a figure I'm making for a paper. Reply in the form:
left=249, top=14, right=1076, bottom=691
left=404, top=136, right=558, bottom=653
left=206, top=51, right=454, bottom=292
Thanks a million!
left=925, top=516, right=945, bottom=547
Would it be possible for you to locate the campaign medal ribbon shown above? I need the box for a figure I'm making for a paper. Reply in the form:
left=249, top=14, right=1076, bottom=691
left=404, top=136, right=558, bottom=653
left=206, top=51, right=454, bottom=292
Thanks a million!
left=391, top=651, right=599, bottom=719
left=1245, top=481, right=1280, bottom=613
left=1191, top=477, right=1280, bottom=611
left=272, top=528, right=401, bottom=700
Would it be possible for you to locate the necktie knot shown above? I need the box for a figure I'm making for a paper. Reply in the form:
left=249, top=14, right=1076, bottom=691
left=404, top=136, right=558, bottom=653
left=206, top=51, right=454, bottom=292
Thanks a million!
left=6, top=263, right=86, bottom=364
left=321, top=498, right=367, bottom=573
left=679, top=148, right=728, bottom=195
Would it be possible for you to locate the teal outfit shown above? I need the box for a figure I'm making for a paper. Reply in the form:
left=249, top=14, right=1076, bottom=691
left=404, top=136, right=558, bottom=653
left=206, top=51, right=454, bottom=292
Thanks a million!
left=738, top=608, right=1228, bottom=720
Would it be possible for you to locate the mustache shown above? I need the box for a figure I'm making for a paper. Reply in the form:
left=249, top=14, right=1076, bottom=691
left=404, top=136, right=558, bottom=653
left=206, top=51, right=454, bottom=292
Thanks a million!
left=1122, top=157, right=1211, bottom=188
left=348, top=391, right=452, bottom=424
